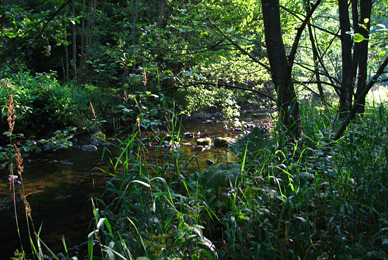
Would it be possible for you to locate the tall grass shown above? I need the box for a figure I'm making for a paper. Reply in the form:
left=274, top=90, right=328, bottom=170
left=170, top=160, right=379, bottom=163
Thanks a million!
left=8, top=91, right=388, bottom=259
left=92, top=98, right=388, bottom=259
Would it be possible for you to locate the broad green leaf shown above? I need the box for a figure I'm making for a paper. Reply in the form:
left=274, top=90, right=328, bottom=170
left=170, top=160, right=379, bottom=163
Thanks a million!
left=353, top=33, right=365, bottom=43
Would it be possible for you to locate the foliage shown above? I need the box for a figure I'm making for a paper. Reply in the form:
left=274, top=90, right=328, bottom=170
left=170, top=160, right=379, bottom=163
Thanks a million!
left=0, top=124, right=77, bottom=163
left=0, top=70, right=124, bottom=140
left=2, top=0, right=388, bottom=258
left=11, top=249, right=27, bottom=260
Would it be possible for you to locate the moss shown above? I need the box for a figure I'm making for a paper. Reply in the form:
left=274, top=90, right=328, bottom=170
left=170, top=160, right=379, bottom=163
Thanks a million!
left=92, top=131, right=106, bottom=140
left=214, top=137, right=233, bottom=147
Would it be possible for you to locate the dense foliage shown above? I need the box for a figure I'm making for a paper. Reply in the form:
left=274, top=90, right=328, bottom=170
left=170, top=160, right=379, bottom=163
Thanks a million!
left=2, top=0, right=388, bottom=259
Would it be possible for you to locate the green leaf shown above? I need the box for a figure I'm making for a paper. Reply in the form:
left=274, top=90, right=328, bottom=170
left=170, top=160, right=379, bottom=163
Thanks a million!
left=378, top=50, right=387, bottom=57
left=353, top=33, right=364, bottom=43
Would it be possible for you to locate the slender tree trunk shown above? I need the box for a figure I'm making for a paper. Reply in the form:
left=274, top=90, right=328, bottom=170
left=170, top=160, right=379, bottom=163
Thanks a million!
left=78, top=0, right=86, bottom=84
left=84, top=0, right=97, bottom=79
left=354, top=0, right=372, bottom=114
left=71, top=0, right=76, bottom=77
left=261, top=0, right=302, bottom=139
left=79, top=0, right=97, bottom=83
left=62, top=5, right=70, bottom=81
left=157, top=0, right=166, bottom=28
left=351, top=0, right=360, bottom=83
left=338, top=0, right=354, bottom=116
left=130, top=0, right=140, bottom=38
left=94, top=0, right=106, bottom=49
left=306, top=1, right=325, bottom=103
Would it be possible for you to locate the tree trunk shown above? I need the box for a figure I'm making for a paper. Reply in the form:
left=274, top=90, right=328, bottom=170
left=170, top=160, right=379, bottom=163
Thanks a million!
left=306, top=1, right=325, bottom=103
left=79, top=0, right=97, bottom=84
left=338, top=0, right=354, bottom=116
left=63, top=5, right=70, bottom=81
left=130, top=0, right=140, bottom=38
left=335, top=56, right=388, bottom=140
left=354, top=0, right=372, bottom=114
left=261, top=0, right=302, bottom=139
left=78, top=0, right=86, bottom=84
left=71, top=0, right=76, bottom=76
left=157, top=0, right=166, bottom=28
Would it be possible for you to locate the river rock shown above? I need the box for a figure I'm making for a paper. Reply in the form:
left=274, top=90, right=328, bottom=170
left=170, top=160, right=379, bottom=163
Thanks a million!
left=203, top=119, right=214, bottom=124
left=252, top=112, right=270, bottom=119
left=192, top=146, right=207, bottom=152
left=43, top=144, right=54, bottom=151
left=60, top=160, right=73, bottom=165
left=214, top=137, right=232, bottom=148
left=56, top=253, right=67, bottom=260
left=183, top=132, right=194, bottom=138
left=88, top=137, right=100, bottom=146
left=244, top=123, right=255, bottom=129
left=196, top=137, right=211, bottom=145
left=81, top=144, right=98, bottom=152
left=206, top=159, right=215, bottom=165
left=92, top=131, right=106, bottom=140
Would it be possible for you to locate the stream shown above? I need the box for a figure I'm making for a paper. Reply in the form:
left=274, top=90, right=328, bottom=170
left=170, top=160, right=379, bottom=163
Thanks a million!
left=0, top=114, right=270, bottom=259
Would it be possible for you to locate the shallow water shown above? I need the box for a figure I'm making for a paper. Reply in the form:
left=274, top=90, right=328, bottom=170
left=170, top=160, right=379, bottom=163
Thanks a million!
left=0, top=116, right=269, bottom=258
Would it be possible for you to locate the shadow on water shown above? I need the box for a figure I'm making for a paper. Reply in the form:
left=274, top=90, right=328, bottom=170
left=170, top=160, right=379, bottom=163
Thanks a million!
left=0, top=114, right=270, bottom=259
left=0, top=142, right=105, bottom=259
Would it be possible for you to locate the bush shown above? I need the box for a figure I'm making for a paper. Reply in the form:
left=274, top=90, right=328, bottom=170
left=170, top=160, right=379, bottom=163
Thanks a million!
left=0, top=71, right=125, bottom=141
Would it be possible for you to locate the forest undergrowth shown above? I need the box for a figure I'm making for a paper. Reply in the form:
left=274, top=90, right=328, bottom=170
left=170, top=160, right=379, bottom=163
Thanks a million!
left=87, top=98, right=388, bottom=259
left=6, top=94, right=388, bottom=259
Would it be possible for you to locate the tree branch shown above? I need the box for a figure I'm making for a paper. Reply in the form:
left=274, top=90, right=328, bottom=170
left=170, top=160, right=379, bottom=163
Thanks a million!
left=38, top=0, right=72, bottom=37
left=294, top=80, right=341, bottom=90
left=160, top=81, right=276, bottom=102
left=288, top=0, right=322, bottom=68
left=294, top=61, right=341, bottom=85
left=335, top=55, right=388, bottom=140
left=209, top=20, right=271, bottom=72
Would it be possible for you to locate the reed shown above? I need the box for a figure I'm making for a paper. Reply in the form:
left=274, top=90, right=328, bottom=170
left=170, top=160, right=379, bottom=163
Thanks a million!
left=7, top=95, right=37, bottom=258
left=7, top=95, right=71, bottom=260
left=7, top=95, right=25, bottom=255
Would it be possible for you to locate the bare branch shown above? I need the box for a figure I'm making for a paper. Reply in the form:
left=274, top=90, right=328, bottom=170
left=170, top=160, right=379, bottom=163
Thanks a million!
left=288, top=0, right=322, bottom=68
left=209, top=21, right=271, bottom=72
left=160, top=81, right=276, bottom=102
left=294, top=80, right=341, bottom=90
left=294, top=61, right=341, bottom=85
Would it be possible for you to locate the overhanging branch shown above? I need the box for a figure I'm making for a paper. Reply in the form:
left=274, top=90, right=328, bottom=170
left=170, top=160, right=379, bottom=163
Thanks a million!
left=294, top=80, right=341, bottom=90
left=160, top=81, right=276, bottom=102
left=288, top=0, right=322, bottom=68
left=209, top=21, right=271, bottom=72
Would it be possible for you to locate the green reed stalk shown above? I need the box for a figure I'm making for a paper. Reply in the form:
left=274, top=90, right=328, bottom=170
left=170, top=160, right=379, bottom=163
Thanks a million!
left=7, top=96, right=25, bottom=253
